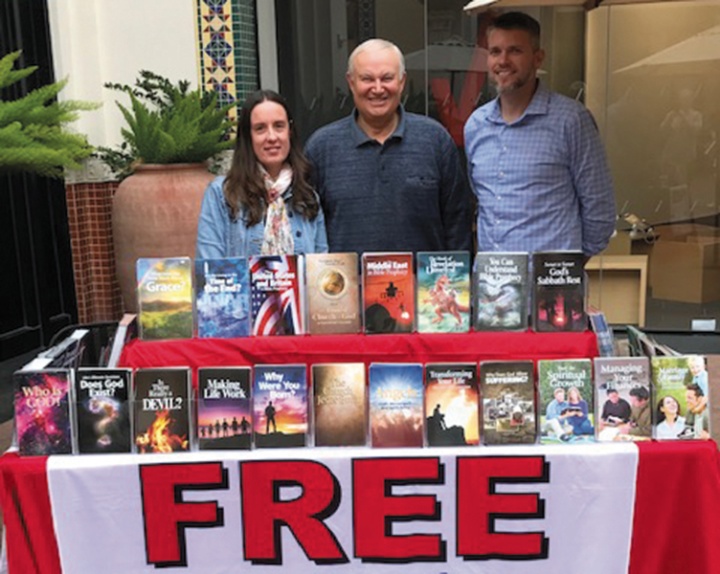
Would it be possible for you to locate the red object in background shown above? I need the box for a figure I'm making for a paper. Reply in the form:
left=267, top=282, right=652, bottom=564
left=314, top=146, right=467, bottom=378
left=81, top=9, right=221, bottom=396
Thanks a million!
left=118, top=331, right=599, bottom=389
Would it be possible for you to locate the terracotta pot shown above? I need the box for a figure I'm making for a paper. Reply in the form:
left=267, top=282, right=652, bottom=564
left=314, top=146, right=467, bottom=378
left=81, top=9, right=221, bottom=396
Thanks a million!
left=112, top=163, right=214, bottom=313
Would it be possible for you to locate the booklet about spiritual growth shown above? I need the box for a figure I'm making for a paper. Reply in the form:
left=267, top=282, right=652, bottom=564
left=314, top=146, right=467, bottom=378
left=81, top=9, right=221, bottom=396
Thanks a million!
left=538, top=358, right=594, bottom=444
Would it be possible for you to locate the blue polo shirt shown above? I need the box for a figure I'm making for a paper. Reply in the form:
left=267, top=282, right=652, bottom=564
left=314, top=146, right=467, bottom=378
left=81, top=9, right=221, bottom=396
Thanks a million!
left=305, top=107, right=473, bottom=254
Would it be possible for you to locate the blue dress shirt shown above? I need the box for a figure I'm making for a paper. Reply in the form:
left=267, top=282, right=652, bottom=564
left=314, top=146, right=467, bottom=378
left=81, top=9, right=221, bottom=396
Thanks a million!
left=464, top=82, right=616, bottom=256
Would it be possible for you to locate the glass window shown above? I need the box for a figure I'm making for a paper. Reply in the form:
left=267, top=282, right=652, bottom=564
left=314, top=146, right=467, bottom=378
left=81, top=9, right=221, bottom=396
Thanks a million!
left=277, top=1, right=720, bottom=331
left=587, top=3, right=720, bottom=329
left=275, top=1, right=585, bottom=143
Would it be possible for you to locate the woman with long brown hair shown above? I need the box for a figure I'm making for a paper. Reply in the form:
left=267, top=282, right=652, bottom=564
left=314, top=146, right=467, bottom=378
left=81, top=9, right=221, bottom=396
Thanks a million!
left=197, top=90, right=327, bottom=258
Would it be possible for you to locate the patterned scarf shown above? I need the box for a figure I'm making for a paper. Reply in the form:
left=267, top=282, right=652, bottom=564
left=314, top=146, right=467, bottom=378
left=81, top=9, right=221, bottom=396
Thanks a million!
left=260, top=163, right=295, bottom=255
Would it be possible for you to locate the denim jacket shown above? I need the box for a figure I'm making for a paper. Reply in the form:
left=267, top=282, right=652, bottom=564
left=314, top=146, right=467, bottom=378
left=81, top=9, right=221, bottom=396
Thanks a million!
left=196, top=176, right=328, bottom=259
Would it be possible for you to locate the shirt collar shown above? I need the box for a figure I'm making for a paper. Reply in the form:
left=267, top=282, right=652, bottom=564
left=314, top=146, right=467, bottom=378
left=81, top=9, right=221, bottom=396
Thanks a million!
left=350, top=105, right=406, bottom=146
left=487, top=79, right=549, bottom=125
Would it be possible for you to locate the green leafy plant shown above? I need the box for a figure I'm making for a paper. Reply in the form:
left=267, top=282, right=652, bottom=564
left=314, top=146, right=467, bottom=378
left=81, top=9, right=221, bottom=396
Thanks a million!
left=98, top=70, right=236, bottom=179
left=0, top=50, right=97, bottom=178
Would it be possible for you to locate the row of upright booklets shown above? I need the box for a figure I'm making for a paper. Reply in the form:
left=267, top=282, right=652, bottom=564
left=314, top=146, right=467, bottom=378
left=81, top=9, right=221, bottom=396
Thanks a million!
left=13, top=354, right=710, bottom=456
left=137, top=250, right=587, bottom=340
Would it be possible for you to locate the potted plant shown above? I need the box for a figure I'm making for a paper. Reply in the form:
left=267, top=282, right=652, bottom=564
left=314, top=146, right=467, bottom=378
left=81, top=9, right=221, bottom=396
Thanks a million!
left=0, top=50, right=97, bottom=177
left=99, top=71, right=236, bottom=312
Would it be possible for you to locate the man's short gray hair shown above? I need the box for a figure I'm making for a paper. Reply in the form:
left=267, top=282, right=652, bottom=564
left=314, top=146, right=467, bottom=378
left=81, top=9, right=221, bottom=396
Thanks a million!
left=347, top=38, right=406, bottom=77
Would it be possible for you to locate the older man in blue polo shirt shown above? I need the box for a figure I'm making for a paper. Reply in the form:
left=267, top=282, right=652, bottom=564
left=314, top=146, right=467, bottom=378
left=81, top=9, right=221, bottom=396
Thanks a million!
left=305, top=38, right=472, bottom=254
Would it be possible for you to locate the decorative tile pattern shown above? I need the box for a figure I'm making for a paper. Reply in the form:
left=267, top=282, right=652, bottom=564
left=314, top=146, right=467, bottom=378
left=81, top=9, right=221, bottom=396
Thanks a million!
left=195, top=0, right=258, bottom=119
left=358, top=0, right=376, bottom=43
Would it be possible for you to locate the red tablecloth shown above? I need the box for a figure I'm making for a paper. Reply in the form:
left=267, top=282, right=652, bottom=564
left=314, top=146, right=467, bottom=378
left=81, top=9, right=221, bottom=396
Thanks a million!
left=119, top=331, right=600, bottom=383
left=2, top=441, right=720, bottom=574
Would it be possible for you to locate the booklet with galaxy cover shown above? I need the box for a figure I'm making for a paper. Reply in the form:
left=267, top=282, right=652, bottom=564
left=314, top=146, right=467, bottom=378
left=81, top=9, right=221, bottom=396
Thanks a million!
left=538, top=358, right=594, bottom=444
left=133, top=367, right=191, bottom=453
left=651, top=355, right=709, bottom=440
left=136, top=257, right=194, bottom=340
left=75, top=368, right=132, bottom=453
left=195, top=257, right=250, bottom=338
left=253, top=364, right=307, bottom=448
left=532, top=251, right=586, bottom=332
left=249, top=255, right=304, bottom=335
left=369, top=363, right=424, bottom=448
left=594, top=357, right=651, bottom=442
left=480, top=361, right=536, bottom=445
left=197, top=367, right=252, bottom=450
left=312, top=363, right=366, bottom=447
left=305, top=252, right=360, bottom=334
left=424, top=363, right=478, bottom=446
left=416, top=251, right=471, bottom=333
left=474, top=252, right=529, bottom=331
left=362, top=252, right=414, bottom=334
left=14, top=369, right=73, bottom=456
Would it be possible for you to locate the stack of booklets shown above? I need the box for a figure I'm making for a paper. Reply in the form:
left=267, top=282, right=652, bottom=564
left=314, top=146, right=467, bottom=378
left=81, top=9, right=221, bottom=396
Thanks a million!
left=362, top=253, right=415, bottom=334
left=416, top=252, right=471, bottom=333
left=532, top=252, right=586, bottom=332
left=14, top=369, right=74, bottom=456
left=197, top=367, right=252, bottom=450
left=474, top=252, right=528, bottom=331
left=195, top=258, right=250, bottom=338
left=369, top=363, right=424, bottom=447
left=480, top=361, right=535, bottom=445
left=312, top=363, right=366, bottom=446
left=75, top=368, right=132, bottom=453
left=133, top=367, right=192, bottom=453
left=252, top=364, right=308, bottom=447
left=305, top=253, right=361, bottom=334
left=424, top=363, right=479, bottom=446
left=594, top=357, right=651, bottom=442
left=17, top=353, right=713, bottom=454
left=652, top=355, right=710, bottom=440
left=249, top=255, right=304, bottom=336
left=136, top=257, right=194, bottom=340
left=129, top=249, right=616, bottom=339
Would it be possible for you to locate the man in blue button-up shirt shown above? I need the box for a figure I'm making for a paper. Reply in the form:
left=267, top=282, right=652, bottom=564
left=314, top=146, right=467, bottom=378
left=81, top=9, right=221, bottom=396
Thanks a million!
left=464, top=12, right=616, bottom=261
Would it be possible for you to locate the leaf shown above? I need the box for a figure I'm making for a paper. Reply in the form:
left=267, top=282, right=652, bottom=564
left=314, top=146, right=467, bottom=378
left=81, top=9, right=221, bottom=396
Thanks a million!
left=0, top=51, right=97, bottom=178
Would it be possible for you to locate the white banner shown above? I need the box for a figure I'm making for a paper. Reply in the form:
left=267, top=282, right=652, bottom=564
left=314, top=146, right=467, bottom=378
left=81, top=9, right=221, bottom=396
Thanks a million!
left=48, top=444, right=638, bottom=574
